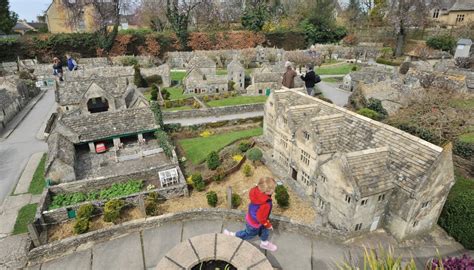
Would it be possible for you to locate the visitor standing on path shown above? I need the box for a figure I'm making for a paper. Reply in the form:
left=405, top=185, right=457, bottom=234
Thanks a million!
left=300, top=65, right=321, bottom=96
left=282, top=61, right=297, bottom=89
left=66, top=54, right=78, bottom=71
left=52, top=57, right=64, bottom=82
left=224, top=177, right=278, bottom=252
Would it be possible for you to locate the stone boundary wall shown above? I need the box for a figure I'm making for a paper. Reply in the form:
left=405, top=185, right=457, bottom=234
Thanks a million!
left=40, top=184, right=187, bottom=225
left=28, top=209, right=349, bottom=264
left=163, top=103, right=264, bottom=120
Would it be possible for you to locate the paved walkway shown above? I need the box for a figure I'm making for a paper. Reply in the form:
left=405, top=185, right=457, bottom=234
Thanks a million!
left=318, top=82, right=350, bottom=107
left=0, top=88, right=55, bottom=204
left=25, top=218, right=470, bottom=270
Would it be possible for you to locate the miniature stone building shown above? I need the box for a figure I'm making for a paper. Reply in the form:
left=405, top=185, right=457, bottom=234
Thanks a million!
left=454, top=38, right=472, bottom=58
left=264, top=89, right=455, bottom=240
left=46, top=75, right=184, bottom=188
left=186, top=55, right=217, bottom=75
left=227, top=56, right=245, bottom=91
left=183, top=68, right=228, bottom=94
left=342, top=67, right=395, bottom=92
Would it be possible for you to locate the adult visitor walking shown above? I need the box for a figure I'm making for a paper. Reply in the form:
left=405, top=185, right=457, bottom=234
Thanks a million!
left=282, top=61, right=297, bottom=89
left=66, top=54, right=78, bottom=71
left=52, top=57, right=64, bottom=82
left=300, top=65, right=321, bottom=96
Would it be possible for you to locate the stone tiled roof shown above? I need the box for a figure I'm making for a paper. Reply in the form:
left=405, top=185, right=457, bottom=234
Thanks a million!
left=344, top=147, right=395, bottom=197
left=254, top=72, right=282, bottom=83
left=449, top=0, right=474, bottom=11
left=57, top=77, right=129, bottom=106
left=457, top=38, right=472, bottom=45
left=59, top=107, right=158, bottom=143
left=188, top=55, right=216, bottom=69
left=310, top=114, right=345, bottom=154
left=0, top=89, right=14, bottom=109
left=272, top=89, right=443, bottom=195
left=46, top=133, right=75, bottom=173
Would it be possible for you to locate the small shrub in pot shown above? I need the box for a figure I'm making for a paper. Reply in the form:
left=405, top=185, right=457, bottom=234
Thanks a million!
left=73, top=218, right=89, bottom=234
left=103, top=199, right=125, bottom=223
left=77, top=203, right=94, bottom=220
left=192, top=173, right=205, bottom=192
left=231, top=193, right=242, bottom=209
left=275, top=185, right=290, bottom=208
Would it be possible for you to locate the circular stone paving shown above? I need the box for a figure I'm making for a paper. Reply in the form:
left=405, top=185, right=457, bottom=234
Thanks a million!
left=156, top=233, right=273, bottom=270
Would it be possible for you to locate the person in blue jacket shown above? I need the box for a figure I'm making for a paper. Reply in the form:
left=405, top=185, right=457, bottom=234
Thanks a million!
left=65, top=54, right=78, bottom=71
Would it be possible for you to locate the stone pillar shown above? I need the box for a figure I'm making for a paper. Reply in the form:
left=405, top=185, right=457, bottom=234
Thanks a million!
left=226, top=186, right=233, bottom=209
left=113, top=138, right=121, bottom=149
left=88, top=142, right=95, bottom=153
left=28, top=224, right=41, bottom=247
left=138, top=133, right=144, bottom=141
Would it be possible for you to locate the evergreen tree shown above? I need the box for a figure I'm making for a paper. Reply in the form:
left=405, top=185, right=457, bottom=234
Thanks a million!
left=0, top=0, right=18, bottom=34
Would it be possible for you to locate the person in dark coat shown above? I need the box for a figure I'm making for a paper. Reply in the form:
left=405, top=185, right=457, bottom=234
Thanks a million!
left=300, top=65, right=321, bottom=96
left=52, top=57, right=64, bottom=82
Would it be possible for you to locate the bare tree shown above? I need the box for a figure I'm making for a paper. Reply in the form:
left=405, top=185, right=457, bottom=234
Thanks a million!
left=386, top=0, right=430, bottom=57
left=64, top=0, right=137, bottom=53
left=241, top=48, right=257, bottom=68
left=137, top=0, right=168, bottom=31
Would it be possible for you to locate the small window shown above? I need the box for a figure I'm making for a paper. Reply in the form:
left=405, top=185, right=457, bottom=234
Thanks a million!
left=361, top=199, right=368, bottom=206
left=303, top=131, right=310, bottom=140
left=258, top=89, right=263, bottom=94
left=300, top=150, right=310, bottom=166
left=432, top=9, right=439, bottom=18
left=355, top=223, right=362, bottom=231
left=318, top=199, right=325, bottom=209
left=421, top=201, right=430, bottom=208
left=456, top=14, right=465, bottom=22
left=345, top=195, right=351, bottom=204
left=378, top=194, right=385, bottom=202
left=413, top=220, right=419, bottom=227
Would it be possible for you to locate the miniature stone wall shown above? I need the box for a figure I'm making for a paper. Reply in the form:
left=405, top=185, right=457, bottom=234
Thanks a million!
left=28, top=209, right=349, bottom=264
left=163, top=103, right=264, bottom=120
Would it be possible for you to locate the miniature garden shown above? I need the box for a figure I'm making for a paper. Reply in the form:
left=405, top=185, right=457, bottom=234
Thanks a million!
left=43, top=121, right=316, bottom=243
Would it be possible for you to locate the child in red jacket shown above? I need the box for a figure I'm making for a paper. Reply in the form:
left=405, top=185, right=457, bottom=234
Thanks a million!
left=224, top=177, right=278, bottom=251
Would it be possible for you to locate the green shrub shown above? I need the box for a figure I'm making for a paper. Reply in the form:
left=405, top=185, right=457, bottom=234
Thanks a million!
left=243, top=164, right=253, bottom=177
left=161, top=88, right=170, bottom=100
left=77, top=203, right=94, bottom=220
left=150, top=85, right=158, bottom=101
left=366, top=98, right=387, bottom=118
left=351, top=66, right=357, bottom=71
left=203, top=95, right=210, bottom=102
left=146, top=75, right=163, bottom=85
left=206, top=191, right=218, bottom=207
left=73, top=218, right=90, bottom=234
left=207, top=151, right=221, bottom=170
left=438, top=176, right=474, bottom=249
left=453, top=140, right=474, bottom=159
left=239, top=141, right=252, bottom=152
left=134, top=65, right=148, bottom=88
left=145, top=192, right=159, bottom=216
left=357, top=108, right=382, bottom=121
left=231, top=193, right=242, bottom=209
left=103, top=199, right=124, bottom=224
left=192, top=173, right=205, bottom=192
left=426, top=35, right=456, bottom=52
left=228, top=80, right=235, bottom=91
left=246, top=148, right=263, bottom=164
left=121, top=56, right=138, bottom=66
left=275, top=185, right=290, bottom=208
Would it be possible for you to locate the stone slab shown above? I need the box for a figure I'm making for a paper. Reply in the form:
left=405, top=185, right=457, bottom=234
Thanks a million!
left=42, top=250, right=91, bottom=270
left=0, top=234, right=30, bottom=269
left=14, top=152, right=44, bottom=194
left=164, top=240, right=199, bottom=268
left=312, top=240, right=348, bottom=270
left=182, top=219, right=223, bottom=240
left=92, top=232, right=143, bottom=270
left=154, top=256, right=184, bottom=270
left=230, top=238, right=268, bottom=268
left=216, top=234, right=243, bottom=262
left=189, top=234, right=217, bottom=262
left=142, top=222, right=182, bottom=268
left=265, top=230, right=312, bottom=270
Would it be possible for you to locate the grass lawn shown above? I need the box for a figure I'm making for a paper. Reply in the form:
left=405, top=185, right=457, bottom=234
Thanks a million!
left=216, top=69, right=228, bottom=75
left=322, top=77, right=344, bottom=83
left=166, top=87, right=194, bottom=100
left=13, top=203, right=37, bottom=235
left=179, top=127, right=263, bottom=164
left=28, top=154, right=46, bottom=194
left=450, top=98, right=474, bottom=110
left=163, top=106, right=193, bottom=112
left=316, top=64, right=358, bottom=75
left=171, top=71, right=187, bottom=82
left=459, top=133, right=474, bottom=143
left=207, top=95, right=267, bottom=107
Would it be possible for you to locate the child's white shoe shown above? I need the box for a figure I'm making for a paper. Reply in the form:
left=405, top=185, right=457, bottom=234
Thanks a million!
left=260, top=241, right=278, bottom=252
left=223, top=229, right=235, bottom=236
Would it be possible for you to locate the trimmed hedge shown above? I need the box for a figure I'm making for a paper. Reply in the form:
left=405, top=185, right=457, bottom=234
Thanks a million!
left=438, top=175, right=474, bottom=249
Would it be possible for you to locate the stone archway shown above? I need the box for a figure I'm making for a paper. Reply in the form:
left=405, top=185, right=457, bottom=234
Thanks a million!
left=156, top=233, right=273, bottom=270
